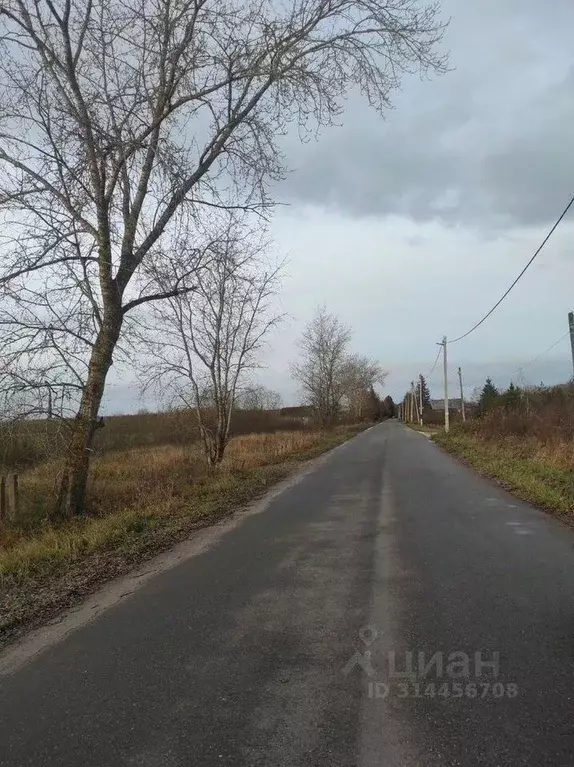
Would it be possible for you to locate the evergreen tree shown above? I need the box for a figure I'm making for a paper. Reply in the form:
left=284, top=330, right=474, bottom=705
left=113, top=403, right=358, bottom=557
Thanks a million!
left=478, top=378, right=499, bottom=415
left=502, top=381, right=522, bottom=411
left=418, top=375, right=432, bottom=411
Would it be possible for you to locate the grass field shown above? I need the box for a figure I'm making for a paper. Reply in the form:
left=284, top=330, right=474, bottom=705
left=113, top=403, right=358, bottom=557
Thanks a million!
left=0, top=408, right=305, bottom=471
left=0, top=422, right=365, bottom=646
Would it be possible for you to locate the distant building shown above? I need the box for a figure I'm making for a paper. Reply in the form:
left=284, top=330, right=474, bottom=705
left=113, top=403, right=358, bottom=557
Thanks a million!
left=429, top=398, right=478, bottom=415
left=430, top=398, right=463, bottom=412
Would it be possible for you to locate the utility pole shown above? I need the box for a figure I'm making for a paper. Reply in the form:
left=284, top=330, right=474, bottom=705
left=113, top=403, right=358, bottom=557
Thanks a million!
left=442, top=336, right=449, bottom=433
left=569, top=311, right=574, bottom=377
left=418, top=374, right=423, bottom=425
left=411, top=381, right=420, bottom=425
left=458, top=366, right=466, bottom=423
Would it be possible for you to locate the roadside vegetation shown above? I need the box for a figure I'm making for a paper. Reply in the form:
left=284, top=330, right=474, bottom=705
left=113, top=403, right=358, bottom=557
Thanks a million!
left=435, top=381, right=574, bottom=520
left=0, top=413, right=366, bottom=645
left=0, top=301, right=388, bottom=645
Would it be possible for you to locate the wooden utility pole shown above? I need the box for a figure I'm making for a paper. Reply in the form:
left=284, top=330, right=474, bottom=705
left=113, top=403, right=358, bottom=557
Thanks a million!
left=411, top=381, right=420, bottom=425
left=569, top=311, right=574, bottom=378
left=442, top=336, right=449, bottom=433
left=418, top=374, right=424, bottom=425
left=458, top=366, right=466, bottom=423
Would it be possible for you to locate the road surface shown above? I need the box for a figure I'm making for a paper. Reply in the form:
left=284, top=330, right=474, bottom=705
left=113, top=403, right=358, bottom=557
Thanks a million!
left=1, top=421, right=573, bottom=766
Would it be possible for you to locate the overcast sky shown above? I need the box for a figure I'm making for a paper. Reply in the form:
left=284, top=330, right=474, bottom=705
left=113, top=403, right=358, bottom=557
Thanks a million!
left=105, top=0, right=574, bottom=413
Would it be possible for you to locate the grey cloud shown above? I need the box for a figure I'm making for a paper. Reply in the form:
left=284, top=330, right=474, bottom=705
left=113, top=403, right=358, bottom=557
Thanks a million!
left=279, top=0, right=574, bottom=229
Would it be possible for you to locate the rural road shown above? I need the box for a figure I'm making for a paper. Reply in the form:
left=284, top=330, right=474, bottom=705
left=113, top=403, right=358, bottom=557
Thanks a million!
left=1, top=421, right=574, bottom=765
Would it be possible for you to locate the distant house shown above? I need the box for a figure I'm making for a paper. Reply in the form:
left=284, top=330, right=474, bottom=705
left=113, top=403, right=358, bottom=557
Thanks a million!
left=430, top=398, right=463, bottom=412
left=429, top=398, right=478, bottom=415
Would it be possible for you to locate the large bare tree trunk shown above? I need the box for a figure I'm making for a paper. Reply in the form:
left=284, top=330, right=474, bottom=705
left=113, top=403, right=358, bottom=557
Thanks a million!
left=57, top=313, right=121, bottom=517
left=197, top=405, right=230, bottom=468
left=214, top=406, right=231, bottom=466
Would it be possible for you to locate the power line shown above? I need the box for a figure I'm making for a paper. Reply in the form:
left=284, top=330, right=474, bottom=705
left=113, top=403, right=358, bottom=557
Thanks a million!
left=449, top=193, right=574, bottom=345
left=427, top=345, right=442, bottom=376
left=517, top=330, right=570, bottom=375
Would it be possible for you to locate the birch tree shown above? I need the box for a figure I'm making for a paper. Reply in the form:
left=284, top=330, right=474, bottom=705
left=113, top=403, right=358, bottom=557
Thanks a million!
left=292, top=306, right=351, bottom=426
left=0, top=0, right=447, bottom=514
left=144, top=217, right=283, bottom=466
left=341, top=354, right=386, bottom=419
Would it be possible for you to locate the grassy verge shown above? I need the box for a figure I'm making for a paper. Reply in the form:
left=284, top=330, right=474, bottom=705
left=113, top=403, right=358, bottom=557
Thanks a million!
left=0, top=425, right=364, bottom=646
left=405, top=423, right=440, bottom=436
left=434, top=430, right=574, bottom=520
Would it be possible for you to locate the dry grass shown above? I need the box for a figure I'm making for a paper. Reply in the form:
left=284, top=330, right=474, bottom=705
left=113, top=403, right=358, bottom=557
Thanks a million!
left=223, top=430, right=326, bottom=468
left=433, top=383, right=574, bottom=520
left=435, top=430, right=574, bottom=520
left=464, top=433, right=574, bottom=472
left=0, top=409, right=308, bottom=472
left=406, top=422, right=440, bottom=436
left=0, top=425, right=364, bottom=645
left=1, top=430, right=333, bottom=534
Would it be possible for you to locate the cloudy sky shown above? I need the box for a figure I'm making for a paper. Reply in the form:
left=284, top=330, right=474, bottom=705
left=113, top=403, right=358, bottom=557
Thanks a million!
left=105, top=0, right=574, bottom=412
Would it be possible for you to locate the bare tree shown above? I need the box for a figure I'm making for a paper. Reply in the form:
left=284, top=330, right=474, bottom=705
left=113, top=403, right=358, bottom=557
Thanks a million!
left=145, top=217, right=283, bottom=466
left=341, top=354, right=387, bottom=419
left=292, top=306, right=352, bottom=426
left=236, top=385, right=282, bottom=411
left=0, top=0, right=447, bottom=514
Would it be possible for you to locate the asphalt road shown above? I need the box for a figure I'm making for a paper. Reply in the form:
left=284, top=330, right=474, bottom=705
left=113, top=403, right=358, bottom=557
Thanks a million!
left=1, top=421, right=574, bottom=766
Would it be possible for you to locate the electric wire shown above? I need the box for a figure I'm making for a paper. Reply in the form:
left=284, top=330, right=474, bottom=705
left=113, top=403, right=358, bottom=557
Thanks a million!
left=516, top=331, right=570, bottom=380
left=427, top=345, right=442, bottom=376
left=448, top=193, right=574, bottom=344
